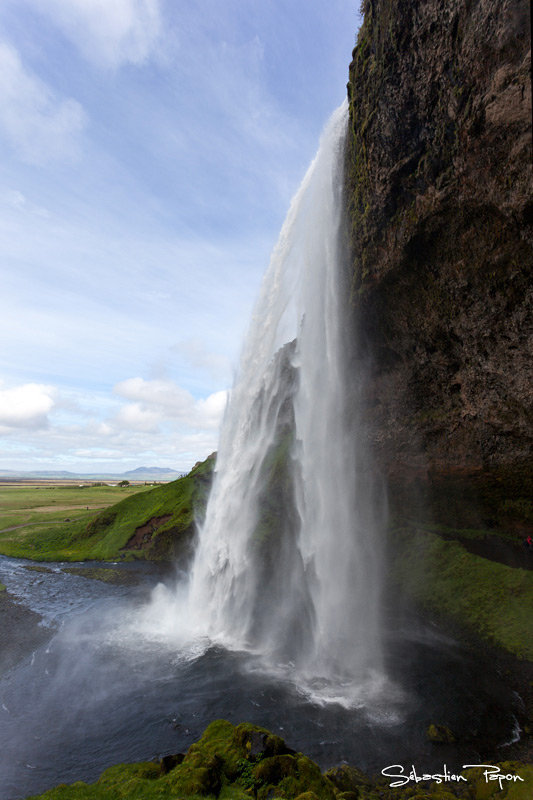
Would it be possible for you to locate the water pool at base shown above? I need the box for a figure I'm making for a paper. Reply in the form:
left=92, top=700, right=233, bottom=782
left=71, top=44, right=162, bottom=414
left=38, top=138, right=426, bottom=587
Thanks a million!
left=0, top=556, right=521, bottom=800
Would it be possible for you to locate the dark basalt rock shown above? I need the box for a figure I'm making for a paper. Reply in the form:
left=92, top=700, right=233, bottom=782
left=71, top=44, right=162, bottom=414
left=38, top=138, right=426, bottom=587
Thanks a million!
left=235, top=726, right=295, bottom=759
left=344, top=0, right=532, bottom=532
left=159, top=752, right=185, bottom=774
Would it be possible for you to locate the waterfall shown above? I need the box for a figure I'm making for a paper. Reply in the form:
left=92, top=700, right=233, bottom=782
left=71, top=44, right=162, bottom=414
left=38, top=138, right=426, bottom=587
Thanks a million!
left=159, top=103, right=386, bottom=704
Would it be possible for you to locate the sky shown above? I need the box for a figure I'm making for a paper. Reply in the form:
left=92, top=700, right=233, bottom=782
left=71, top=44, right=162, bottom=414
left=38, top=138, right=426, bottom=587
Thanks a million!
left=0, top=0, right=361, bottom=474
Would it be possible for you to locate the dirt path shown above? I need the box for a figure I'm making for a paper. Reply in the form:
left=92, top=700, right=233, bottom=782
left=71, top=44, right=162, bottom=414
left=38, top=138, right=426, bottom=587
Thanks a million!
left=0, top=516, right=96, bottom=534
left=0, top=521, right=71, bottom=533
left=4, top=504, right=109, bottom=513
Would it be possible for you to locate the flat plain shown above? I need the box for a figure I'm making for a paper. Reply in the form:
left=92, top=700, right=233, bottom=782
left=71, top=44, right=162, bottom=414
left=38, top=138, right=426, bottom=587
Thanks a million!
left=0, top=480, right=156, bottom=559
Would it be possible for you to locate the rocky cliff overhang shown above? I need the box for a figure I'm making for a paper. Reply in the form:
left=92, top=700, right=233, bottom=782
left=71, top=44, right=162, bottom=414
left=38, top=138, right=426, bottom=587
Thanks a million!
left=344, top=0, right=532, bottom=530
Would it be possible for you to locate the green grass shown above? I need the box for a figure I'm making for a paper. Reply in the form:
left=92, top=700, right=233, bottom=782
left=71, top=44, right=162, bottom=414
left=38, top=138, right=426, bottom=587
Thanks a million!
left=392, top=527, right=533, bottom=659
left=404, top=520, right=525, bottom=544
left=0, top=484, right=152, bottom=531
left=0, top=458, right=214, bottom=562
left=404, top=521, right=497, bottom=540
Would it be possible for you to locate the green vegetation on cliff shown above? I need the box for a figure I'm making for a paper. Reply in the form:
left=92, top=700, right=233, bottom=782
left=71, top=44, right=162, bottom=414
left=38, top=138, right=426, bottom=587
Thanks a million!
left=26, top=720, right=532, bottom=800
left=391, top=527, right=533, bottom=659
left=0, top=456, right=215, bottom=563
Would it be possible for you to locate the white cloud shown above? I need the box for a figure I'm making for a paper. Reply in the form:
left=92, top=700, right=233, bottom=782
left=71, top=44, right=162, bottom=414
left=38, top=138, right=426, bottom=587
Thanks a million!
left=0, top=383, right=56, bottom=430
left=114, top=402, right=160, bottom=433
left=113, top=377, right=228, bottom=430
left=114, top=377, right=193, bottom=417
left=0, top=42, right=87, bottom=164
left=0, top=378, right=223, bottom=472
left=74, top=448, right=123, bottom=459
left=27, top=0, right=164, bottom=69
left=194, top=390, right=228, bottom=429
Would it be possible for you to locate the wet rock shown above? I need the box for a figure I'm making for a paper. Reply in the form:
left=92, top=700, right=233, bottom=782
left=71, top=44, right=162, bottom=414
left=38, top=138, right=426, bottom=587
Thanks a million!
left=159, top=753, right=185, bottom=775
left=253, top=754, right=336, bottom=800
left=253, top=754, right=299, bottom=785
left=324, top=764, right=370, bottom=793
left=427, top=723, right=457, bottom=743
left=235, top=725, right=295, bottom=759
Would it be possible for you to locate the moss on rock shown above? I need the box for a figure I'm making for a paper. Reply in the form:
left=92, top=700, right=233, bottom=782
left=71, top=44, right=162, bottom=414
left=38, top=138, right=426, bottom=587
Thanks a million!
left=324, top=764, right=370, bottom=793
left=426, top=724, right=456, bottom=744
left=25, top=720, right=533, bottom=800
left=25, top=721, right=337, bottom=800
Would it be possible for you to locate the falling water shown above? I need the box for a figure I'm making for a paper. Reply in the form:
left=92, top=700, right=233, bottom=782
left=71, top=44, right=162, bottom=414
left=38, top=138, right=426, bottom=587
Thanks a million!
left=168, top=103, right=386, bottom=704
left=0, top=111, right=524, bottom=800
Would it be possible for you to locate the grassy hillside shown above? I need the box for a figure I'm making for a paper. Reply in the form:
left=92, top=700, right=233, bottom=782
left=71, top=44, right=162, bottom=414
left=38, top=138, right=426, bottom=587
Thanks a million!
left=0, top=456, right=215, bottom=563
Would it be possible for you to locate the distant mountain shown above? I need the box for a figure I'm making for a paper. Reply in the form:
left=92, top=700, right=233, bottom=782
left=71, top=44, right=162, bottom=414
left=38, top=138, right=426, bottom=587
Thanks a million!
left=122, top=467, right=183, bottom=477
left=0, top=470, right=78, bottom=478
left=0, top=467, right=186, bottom=481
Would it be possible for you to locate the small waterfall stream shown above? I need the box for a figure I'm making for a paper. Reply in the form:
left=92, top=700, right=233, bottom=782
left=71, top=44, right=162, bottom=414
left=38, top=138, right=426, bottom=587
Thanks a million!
left=172, top=103, right=386, bottom=703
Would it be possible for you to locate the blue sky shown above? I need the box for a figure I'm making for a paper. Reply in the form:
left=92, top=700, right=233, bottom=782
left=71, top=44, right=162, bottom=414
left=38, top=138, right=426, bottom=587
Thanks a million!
left=0, top=0, right=361, bottom=473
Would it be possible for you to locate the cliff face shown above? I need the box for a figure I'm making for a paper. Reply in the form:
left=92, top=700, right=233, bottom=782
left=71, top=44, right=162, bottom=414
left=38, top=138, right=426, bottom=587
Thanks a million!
left=345, top=0, right=532, bottom=532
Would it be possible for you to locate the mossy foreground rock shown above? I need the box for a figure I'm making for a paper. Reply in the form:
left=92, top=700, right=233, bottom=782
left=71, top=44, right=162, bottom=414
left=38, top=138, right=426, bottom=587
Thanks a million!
left=26, top=720, right=531, bottom=800
left=26, top=721, right=333, bottom=800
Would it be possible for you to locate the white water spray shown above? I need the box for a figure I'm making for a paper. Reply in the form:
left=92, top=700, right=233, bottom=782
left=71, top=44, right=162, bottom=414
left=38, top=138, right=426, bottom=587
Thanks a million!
left=156, top=103, right=386, bottom=703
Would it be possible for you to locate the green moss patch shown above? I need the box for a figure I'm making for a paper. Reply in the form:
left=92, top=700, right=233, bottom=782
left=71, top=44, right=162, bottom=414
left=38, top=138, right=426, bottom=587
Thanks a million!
left=392, top=528, right=533, bottom=658
left=426, top=724, right=456, bottom=744
left=25, top=720, right=532, bottom=800
left=25, top=720, right=330, bottom=800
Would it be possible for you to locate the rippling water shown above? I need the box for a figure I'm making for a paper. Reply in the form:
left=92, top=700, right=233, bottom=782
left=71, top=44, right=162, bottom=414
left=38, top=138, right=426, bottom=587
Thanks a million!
left=0, top=556, right=522, bottom=800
